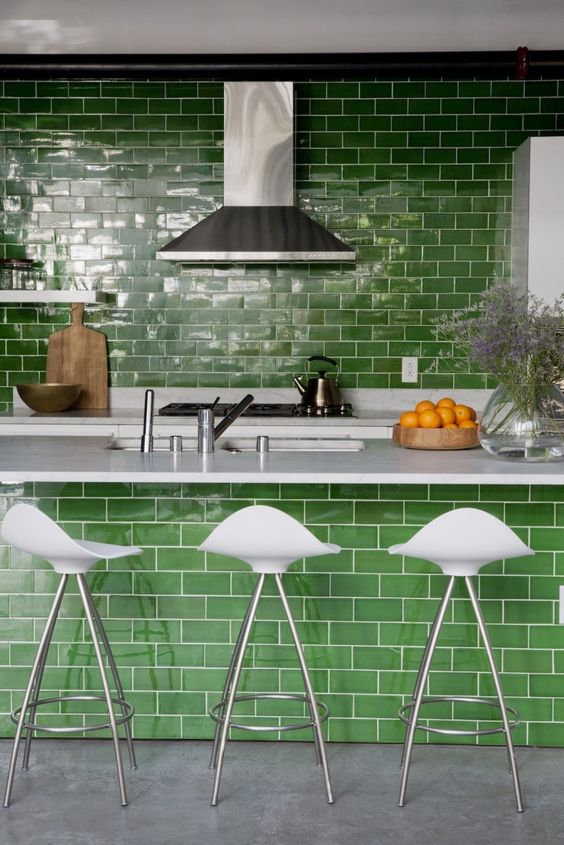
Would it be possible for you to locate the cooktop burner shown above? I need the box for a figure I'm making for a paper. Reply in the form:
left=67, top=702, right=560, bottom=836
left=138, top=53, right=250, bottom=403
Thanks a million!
left=158, top=402, right=354, bottom=418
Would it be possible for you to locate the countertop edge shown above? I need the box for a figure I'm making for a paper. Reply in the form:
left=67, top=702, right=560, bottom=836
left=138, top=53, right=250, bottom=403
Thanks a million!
left=0, top=436, right=563, bottom=485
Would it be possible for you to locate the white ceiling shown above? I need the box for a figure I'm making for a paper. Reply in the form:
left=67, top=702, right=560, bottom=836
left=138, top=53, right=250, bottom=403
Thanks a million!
left=0, top=0, right=563, bottom=55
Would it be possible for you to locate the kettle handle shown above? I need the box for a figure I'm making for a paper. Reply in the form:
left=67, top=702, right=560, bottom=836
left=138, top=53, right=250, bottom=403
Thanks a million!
left=307, top=355, right=338, bottom=371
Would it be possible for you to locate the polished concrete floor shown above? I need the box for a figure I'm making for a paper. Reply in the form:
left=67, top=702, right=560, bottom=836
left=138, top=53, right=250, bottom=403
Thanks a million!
left=0, top=739, right=563, bottom=845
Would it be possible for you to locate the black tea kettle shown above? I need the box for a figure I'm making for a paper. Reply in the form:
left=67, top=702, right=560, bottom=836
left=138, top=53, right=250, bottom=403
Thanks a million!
left=292, top=355, right=343, bottom=408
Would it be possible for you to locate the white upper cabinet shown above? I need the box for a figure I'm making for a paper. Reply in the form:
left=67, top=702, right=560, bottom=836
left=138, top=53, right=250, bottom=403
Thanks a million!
left=512, top=137, right=564, bottom=303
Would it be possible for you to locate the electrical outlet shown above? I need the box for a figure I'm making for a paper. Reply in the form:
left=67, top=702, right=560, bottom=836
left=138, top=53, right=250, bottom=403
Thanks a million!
left=559, top=586, right=564, bottom=623
left=401, top=357, right=418, bottom=383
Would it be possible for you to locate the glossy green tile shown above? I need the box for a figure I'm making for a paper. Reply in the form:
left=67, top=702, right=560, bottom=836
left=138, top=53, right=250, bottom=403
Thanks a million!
left=58, top=499, right=106, bottom=521
left=479, top=576, right=529, bottom=600
left=531, top=528, right=564, bottom=551
left=330, top=622, right=378, bottom=646
left=158, top=691, right=206, bottom=714
left=487, top=624, right=529, bottom=649
left=108, top=595, right=157, bottom=619
left=107, top=498, right=156, bottom=521
left=530, top=576, right=563, bottom=600
left=156, top=644, right=205, bottom=667
left=305, top=501, right=354, bottom=524
left=528, top=722, right=564, bottom=748
left=505, top=648, right=552, bottom=673
left=132, top=523, right=181, bottom=546
left=131, top=620, right=181, bottom=644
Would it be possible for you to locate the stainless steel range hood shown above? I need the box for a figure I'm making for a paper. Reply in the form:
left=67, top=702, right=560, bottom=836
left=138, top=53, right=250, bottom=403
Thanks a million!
left=156, top=82, right=355, bottom=263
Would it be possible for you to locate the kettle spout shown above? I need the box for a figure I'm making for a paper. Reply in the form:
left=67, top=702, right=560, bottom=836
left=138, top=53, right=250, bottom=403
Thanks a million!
left=292, top=375, right=306, bottom=395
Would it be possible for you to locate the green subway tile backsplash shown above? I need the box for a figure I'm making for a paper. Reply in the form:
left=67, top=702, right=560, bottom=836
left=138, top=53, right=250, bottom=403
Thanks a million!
left=0, top=76, right=562, bottom=405
left=0, top=482, right=563, bottom=746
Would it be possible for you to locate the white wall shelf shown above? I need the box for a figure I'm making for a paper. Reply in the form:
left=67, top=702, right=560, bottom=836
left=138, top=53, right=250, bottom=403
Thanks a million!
left=0, top=291, right=113, bottom=304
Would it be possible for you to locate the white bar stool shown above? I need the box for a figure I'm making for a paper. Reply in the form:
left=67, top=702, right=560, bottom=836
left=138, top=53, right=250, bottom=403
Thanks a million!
left=388, top=507, right=534, bottom=812
left=1, top=503, right=142, bottom=807
left=198, top=504, right=340, bottom=806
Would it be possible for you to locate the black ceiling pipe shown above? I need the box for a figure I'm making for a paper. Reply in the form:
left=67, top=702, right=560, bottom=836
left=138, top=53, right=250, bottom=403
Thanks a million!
left=0, top=48, right=563, bottom=80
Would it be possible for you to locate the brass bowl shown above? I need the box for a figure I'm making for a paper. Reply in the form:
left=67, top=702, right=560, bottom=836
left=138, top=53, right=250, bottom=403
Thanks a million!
left=16, top=383, right=81, bottom=413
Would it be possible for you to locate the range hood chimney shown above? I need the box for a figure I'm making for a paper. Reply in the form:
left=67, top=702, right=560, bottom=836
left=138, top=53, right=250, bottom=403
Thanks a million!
left=156, top=82, right=355, bottom=263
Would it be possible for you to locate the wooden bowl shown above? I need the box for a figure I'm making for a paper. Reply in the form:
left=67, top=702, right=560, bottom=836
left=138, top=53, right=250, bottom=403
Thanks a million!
left=16, top=383, right=81, bottom=413
left=392, top=423, right=479, bottom=450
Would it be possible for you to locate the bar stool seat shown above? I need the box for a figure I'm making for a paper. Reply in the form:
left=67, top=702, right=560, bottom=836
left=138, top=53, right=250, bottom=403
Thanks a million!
left=388, top=507, right=534, bottom=813
left=198, top=504, right=340, bottom=806
left=1, top=503, right=142, bottom=807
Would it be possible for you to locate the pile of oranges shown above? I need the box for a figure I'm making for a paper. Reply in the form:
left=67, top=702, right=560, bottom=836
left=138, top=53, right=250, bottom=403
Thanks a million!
left=399, top=397, right=478, bottom=430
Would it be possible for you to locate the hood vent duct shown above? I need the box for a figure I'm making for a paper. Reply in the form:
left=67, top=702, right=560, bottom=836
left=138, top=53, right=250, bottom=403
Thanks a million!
left=156, top=81, right=355, bottom=263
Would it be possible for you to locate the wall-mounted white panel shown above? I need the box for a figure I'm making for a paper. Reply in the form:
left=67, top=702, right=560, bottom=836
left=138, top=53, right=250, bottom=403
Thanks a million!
left=512, top=137, right=564, bottom=303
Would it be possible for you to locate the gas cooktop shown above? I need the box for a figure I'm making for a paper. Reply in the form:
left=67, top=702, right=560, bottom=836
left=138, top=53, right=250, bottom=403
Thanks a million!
left=158, top=402, right=354, bottom=418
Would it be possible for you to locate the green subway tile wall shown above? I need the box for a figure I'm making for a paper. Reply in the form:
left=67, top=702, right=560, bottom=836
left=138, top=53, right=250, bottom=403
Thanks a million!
left=0, top=482, right=562, bottom=746
left=1, top=77, right=564, bottom=409
left=2, top=78, right=564, bottom=746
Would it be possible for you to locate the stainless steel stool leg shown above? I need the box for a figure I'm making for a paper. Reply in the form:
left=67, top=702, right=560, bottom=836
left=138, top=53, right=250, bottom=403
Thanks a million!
left=21, top=573, right=68, bottom=772
left=77, top=574, right=128, bottom=807
left=209, top=575, right=263, bottom=770
left=273, top=572, right=322, bottom=767
left=400, top=595, right=446, bottom=769
left=3, top=574, right=69, bottom=808
left=465, top=576, right=524, bottom=813
left=211, top=574, right=265, bottom=807
left=275, top=573, right=334, bottom=804
left=399, top=575, right=455, bottom=808
left=82, top=579, right=137, bottom=771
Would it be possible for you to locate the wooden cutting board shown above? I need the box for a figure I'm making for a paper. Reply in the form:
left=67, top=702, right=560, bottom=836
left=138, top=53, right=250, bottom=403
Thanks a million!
left=46, top=303, right=108, bottom=409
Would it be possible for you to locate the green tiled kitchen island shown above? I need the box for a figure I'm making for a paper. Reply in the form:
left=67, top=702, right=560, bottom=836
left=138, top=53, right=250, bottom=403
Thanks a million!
left=0, top=433, right=563, bottom=749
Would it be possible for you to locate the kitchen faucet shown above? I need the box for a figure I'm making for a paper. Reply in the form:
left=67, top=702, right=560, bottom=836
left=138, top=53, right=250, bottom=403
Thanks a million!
left=140, top=390, right=254, bottom=454
left=198, top=394, right=254, bottom=453
left=140, top=389, right=154, bottom=452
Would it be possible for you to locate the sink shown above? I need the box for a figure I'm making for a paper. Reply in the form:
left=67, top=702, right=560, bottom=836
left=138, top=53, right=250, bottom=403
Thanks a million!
left=106, top=437, right=364, bottom=452
left=220, top=438, right=365, bottom=452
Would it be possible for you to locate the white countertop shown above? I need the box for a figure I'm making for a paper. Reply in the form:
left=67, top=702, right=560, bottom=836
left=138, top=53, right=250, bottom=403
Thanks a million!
left=3, top=387, right=492, bottom=430
left=0, top=435, right=563, bottom=484
left=1, top=407, right=397, bottom=428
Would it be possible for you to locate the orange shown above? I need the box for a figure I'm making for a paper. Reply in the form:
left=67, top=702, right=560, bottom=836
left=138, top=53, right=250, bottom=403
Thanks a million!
left=459, top=419, right=477, bottom=429
left=399, top=411, right=419, bottom=428
left=418, top=409, right=442, bottom=428
left=415, top=400, right=435, bottom=413
left=435, top=406, right=456, bottom=426
left=436, top=397, right=456, bottom=409
left=452, top=404, right=473, bottom=423
left=443, top=423, right=459, bottom=430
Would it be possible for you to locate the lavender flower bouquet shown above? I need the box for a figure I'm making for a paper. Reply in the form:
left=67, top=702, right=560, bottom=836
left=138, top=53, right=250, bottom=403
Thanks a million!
left=434, top=280, right=564, bottom=461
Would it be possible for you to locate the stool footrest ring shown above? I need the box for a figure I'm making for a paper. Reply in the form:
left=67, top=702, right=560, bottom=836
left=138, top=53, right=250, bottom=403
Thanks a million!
left=11, top=694, right=134, bottom=735
left=210, top=692, right=329, bottom=733
left=399, top=695, right=521, bottom=737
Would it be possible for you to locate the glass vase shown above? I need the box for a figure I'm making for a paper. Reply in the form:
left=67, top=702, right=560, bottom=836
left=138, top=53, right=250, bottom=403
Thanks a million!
left=479, top=383, right=564, bottom=462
